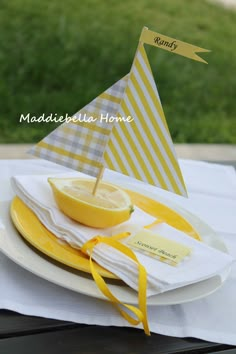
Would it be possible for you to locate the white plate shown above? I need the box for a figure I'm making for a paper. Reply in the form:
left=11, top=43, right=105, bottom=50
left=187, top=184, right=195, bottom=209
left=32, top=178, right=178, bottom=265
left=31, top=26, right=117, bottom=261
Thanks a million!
left=0, top=182, right=231, bottom=306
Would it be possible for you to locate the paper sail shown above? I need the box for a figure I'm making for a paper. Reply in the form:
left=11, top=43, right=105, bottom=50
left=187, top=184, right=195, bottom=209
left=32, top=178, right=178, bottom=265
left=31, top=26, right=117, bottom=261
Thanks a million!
left=104, top=43, right=187, bottom=196
left=29, top=76, right=128, bottom=177
left=30, top=27, right=209, bottom=197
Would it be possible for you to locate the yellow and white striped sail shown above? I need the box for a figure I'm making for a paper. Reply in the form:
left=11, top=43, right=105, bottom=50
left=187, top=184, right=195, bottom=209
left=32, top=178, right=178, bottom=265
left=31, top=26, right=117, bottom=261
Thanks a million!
left=104, top=43, right=187, bottom=196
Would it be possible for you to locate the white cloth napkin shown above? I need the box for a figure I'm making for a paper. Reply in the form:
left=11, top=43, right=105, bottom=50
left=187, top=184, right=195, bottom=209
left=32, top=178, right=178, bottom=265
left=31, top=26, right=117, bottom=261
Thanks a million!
left=11, top=173, right=234, bottom=296
left=0, top=159, right=236, bottom=345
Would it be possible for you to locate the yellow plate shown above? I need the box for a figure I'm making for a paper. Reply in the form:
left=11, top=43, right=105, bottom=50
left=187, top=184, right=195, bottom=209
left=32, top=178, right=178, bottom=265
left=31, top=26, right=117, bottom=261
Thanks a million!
left=10, top=193, right=201, bottom=279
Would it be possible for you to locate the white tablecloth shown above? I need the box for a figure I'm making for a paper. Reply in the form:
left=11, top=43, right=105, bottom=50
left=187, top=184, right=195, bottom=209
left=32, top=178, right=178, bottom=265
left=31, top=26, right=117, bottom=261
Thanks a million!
left=0, top=159, right=236, bottom=345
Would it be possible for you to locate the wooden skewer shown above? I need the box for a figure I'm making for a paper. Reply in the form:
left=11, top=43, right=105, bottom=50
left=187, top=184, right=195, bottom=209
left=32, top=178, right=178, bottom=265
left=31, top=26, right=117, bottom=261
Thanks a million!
left=92, top=166, right=105, bottom=195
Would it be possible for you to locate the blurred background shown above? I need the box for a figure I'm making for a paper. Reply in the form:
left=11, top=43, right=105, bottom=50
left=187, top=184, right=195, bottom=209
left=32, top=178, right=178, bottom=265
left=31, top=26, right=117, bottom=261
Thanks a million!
left=0, top=0, right=236, bottom=144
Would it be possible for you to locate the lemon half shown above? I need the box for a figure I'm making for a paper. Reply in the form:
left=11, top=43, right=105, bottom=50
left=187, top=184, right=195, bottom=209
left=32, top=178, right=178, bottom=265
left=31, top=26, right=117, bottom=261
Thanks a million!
left=48, top=178, right=134, bottom=228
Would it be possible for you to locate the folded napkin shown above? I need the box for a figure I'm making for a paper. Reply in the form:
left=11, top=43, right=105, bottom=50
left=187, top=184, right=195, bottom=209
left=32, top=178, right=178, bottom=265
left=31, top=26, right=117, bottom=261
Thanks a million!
left=12, top=173, right=234, bottom=296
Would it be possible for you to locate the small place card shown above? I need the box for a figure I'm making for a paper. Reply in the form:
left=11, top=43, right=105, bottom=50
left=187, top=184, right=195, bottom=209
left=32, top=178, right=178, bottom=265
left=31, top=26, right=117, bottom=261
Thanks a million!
left=127, top=229, right=191, bottom=266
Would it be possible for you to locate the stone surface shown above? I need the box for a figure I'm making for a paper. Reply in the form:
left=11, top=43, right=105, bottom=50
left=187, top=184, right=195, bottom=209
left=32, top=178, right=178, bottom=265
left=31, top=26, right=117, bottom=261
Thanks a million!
left=208, top=0, right=236, bottom=9
left=0, top=144, right=235, bottom=161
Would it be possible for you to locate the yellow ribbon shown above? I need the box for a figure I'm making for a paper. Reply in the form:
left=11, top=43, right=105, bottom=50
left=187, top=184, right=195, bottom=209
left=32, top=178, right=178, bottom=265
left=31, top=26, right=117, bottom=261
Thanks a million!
left=81, top=232, right=150, bottom=336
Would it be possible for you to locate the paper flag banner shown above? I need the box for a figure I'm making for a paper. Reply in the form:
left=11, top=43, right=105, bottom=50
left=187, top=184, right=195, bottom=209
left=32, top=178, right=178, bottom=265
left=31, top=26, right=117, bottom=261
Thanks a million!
left=140, top=27, right=210, bottom=64
left=30, top=27, right=209, bottom=197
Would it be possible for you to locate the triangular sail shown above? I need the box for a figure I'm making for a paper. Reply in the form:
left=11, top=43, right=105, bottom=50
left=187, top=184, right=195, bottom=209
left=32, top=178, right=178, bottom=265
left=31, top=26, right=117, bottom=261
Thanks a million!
left=30, top=76, right=128, bottom=177
left=104, top=43, right=187, bottom=196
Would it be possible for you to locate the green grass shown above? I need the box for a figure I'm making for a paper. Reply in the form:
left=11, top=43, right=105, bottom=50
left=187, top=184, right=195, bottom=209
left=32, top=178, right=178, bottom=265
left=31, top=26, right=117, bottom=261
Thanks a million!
left=0, top=0, right=236, bottom=143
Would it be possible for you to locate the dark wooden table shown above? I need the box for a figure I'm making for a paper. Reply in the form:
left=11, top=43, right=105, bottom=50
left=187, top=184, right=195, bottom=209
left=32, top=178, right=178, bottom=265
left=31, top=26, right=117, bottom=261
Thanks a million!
left=1, top=309, right=236, bottom=354
left=1, top=161, right=236, bottom=354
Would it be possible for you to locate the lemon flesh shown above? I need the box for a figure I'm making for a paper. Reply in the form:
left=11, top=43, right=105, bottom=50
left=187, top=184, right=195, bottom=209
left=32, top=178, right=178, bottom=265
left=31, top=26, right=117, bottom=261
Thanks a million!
left=48, top=178, right=134, bottom=228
